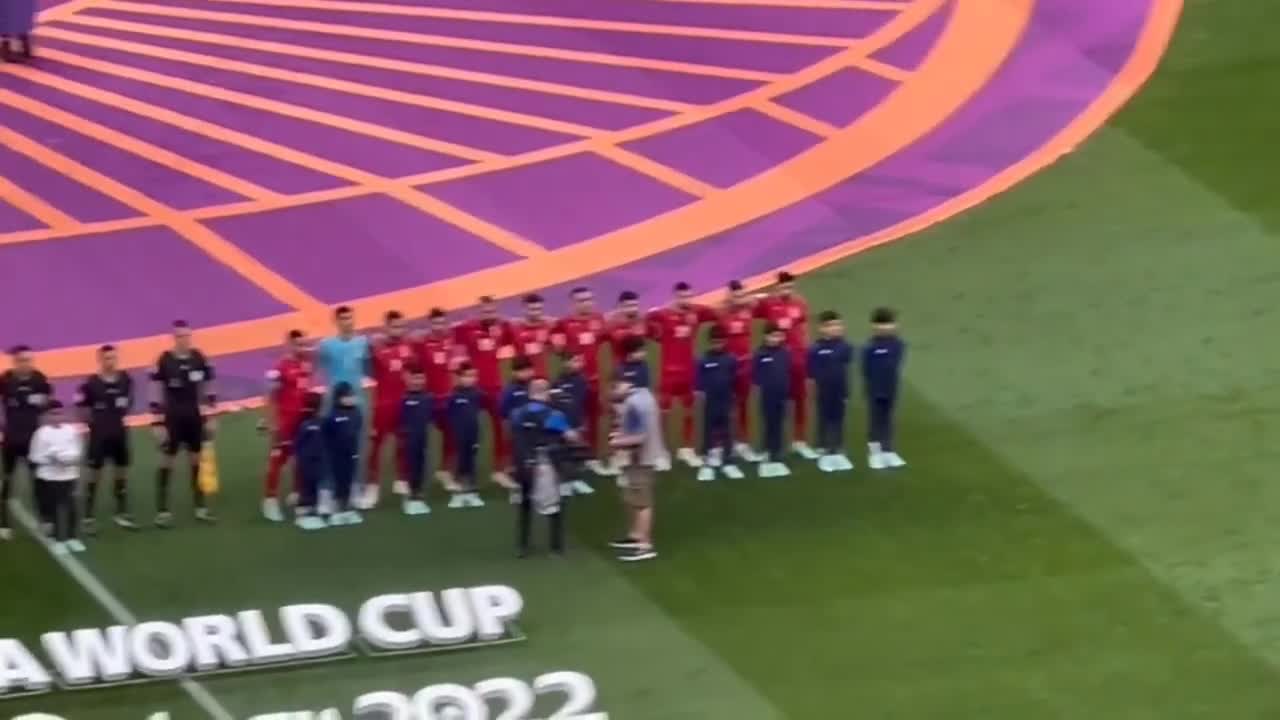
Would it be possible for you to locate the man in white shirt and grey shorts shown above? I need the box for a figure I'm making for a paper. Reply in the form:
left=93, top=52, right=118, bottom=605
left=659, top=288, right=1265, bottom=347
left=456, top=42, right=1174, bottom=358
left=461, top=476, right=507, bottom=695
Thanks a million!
left=608, top=378, right=666, bottom=562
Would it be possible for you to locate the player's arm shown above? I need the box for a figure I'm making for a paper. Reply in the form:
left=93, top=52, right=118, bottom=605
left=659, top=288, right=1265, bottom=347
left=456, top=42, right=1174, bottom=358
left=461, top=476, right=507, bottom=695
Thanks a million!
left=28, top=428, right=51, bottom=466
left=610, top=405, right=645, bottom=448
left=148, top=356, right=166, bottom=418
left=74, top=380, right=92, bottom=426
left=200, top=355, right=218, bottom=414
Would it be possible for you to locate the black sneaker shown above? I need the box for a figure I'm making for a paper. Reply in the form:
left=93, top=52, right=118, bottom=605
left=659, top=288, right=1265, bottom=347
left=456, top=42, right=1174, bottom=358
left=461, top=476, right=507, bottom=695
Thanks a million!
left=609, top=536, right=643, bottom=550
left=618, top=545, right=657, bottom=562
left=82, top=518, right=98, bottom=537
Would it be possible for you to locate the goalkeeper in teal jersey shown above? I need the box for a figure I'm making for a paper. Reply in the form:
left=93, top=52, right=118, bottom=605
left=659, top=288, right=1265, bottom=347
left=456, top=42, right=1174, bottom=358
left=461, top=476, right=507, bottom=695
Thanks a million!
left=316, top=306, right=371, bottom=409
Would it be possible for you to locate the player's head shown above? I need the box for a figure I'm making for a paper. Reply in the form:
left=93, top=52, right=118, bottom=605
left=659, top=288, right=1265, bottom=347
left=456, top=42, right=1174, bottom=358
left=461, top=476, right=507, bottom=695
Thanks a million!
left=8, top=345, right=33, bottom=374
left=871, top=306, right=897, bottom=335
left=570, top=286, right=594, bottom=315
left=428, top=307, right=448, bottom=334
left=384, top=310, right=407, bottom=340
left=478, top=295, right=499, bottom=321
left=456, top=361, right=477, bottom=387
left=672, top=281, right=693, bottom=308
left=818, top=310, right=843, bottom=338
left=171, top=320, right=192, bottom=353
left=512, top=355, right=535, bottom=382
left=41, top=398, right=65, bottom=425
left=562, top=350, right=584, bottom=373
left=334, top=306, right=355, bottom=336
left=764, top=322, right=785, bottom=346
left=522, top=293, right=544, bottom=322
left=617, top=290, right=640, bottom=317
left=529, top=377, right=551, bottom=402
left=727, top=279, right=746, bottom=306
left=97, top=344, right=118, bottom=373
left=708, top=325, right=727, bottom=352
left=303, top=390, right=324, bottom=416
left=406, top=363, right=426, bottom=391
left=776, top=271, right=796, bottom=297
left=286, top=329, right=308, bottom=357
left=621, top=335, right=646, bottom=362
left=334, top=381, right=357, bottom=407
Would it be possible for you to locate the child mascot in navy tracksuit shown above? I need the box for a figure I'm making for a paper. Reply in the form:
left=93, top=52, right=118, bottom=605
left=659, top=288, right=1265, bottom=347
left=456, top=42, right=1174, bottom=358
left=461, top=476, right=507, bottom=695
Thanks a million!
left=753, top=323, right=791, bottom=478
left=696, top=326, right=743, bottom=481
left=808, top=310, right=855, bottom=472
left=553, top=351, right=594, bottom=497
left=399, top=366, right=433, bottom=516
left=293, top=391, right=328, bottom=530
left=324, top=382, right=364, bottom=526
left=863, top=307, right=907, bottom=470
left=447, top=363, right=485, bottom=509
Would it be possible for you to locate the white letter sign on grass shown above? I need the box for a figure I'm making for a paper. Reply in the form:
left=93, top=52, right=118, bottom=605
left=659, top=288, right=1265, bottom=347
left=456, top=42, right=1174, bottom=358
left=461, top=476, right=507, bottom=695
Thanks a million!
left=281, top=604, right=352, bottom=659
left=0, top=640, right=53, bottom=694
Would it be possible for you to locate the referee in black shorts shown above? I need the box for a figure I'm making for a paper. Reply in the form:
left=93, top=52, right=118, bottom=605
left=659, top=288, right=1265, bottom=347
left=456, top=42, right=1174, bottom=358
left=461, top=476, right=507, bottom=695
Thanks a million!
left=77, top=344, right=137, bottom=533
left=0, top=345, right=52, bottom=540
left=150, top=321, right=217, bottom=528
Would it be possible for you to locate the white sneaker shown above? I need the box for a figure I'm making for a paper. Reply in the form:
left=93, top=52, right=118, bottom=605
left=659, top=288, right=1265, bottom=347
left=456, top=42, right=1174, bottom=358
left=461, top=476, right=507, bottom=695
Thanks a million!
left=448, top=494, right=466, bottom=509
left=830, top=454, right=854, bottom=472
left=436, top=470, right=460, bottom=492
left=362, top=484, right=380, bottom=509
left=586, top=459, right=618, bottom=477
left=676, top=447, right=702, bottom=468
left=51, top=542, right=70, bottom=557
left=792, top=441, right=820, bottom=460
left=572, top=480, right=594, bottom=495
left=654, top=453, right=672, bottom=472
left=492, top=471, right=515, bottom=489
left=296, top=514, right=327, bottom=531
left=0, top=528, right=12, bottom=541
left=817, top=455, right=834, bottom=472
left=317, top=490, right=334, bottom=516
left=560, top=483, right=574, bottom=497
left=65, top=539, right=87, bottom=553
left=722, top=464, right=745, bottom=480
left=707, top=448, right=723, bottom=468
left=403, top=499, right=430, bottom=516
left=759, top=461, right=790, bottom=478
left=466, top=492, right=486, bottom=508
left=735, top=443, right=762, bottom=462
left=392, top=480, right=410, bottom=496
left=883, top=452, right=906, bottom=468
left=696, top=466, right=715, bottom=482
left=262, top=497, right=284, bottom=523
left=868, top=452, right=888, bottom=470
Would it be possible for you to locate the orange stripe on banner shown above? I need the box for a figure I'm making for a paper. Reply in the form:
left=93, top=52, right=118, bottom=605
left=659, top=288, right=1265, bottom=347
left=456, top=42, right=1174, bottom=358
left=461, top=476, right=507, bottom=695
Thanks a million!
left=0, top=89, right=280, bottom=202
left=0, top=175, right=79, bottom=230
left=88, top=1, right=784, bottom=82
left=753, top=100, right=839, bottom=137
left=201, top=0, right=854, bottom=47
left=594, top=146, right=719, bottom=197
left=853, top=55, right=911, bottom=81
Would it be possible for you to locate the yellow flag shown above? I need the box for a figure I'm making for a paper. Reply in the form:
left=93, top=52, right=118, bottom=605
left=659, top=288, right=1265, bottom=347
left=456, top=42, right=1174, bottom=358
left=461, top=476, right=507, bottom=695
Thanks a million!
left=198, top=443, right=220, bottom=496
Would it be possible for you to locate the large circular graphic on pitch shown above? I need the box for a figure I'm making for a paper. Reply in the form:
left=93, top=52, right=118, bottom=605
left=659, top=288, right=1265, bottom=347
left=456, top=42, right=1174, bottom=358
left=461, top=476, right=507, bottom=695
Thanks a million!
left=0, top=0, right=1180, bottom=399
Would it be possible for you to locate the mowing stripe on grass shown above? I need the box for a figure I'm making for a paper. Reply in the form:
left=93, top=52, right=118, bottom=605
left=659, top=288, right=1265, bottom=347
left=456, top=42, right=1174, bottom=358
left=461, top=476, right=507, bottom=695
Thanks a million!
left=7, top=500, right=236, bottom=720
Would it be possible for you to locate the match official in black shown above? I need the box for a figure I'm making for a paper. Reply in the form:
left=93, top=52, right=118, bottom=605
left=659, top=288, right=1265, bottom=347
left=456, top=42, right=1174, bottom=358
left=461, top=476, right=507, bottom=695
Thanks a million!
left=150, top=321, right=218, bottom=527
left=510, top=378, right=580, bottom=558
left=76, top=344, right=137, bottom=533
left=0, top=345, right=52, bottom=539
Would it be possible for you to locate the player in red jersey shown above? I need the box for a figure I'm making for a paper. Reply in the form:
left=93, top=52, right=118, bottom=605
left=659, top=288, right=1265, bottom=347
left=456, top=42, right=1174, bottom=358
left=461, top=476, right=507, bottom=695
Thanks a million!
left=551, top=286, right=612, bottom=475
left=452, top=296, right=517, bottom=489
left=718, top=280, right=764, bottom=461
left=261, top=329, right=313, bottom=522
left=511, top=293, right=554, bottom=378
left=754, top=271, right=819, bottom=459
left=648, top=281, right=718, bottom=467
left=363, top=310, right=415, bottom=508
left=418, top=307, right=465, bottom=488
left=607, top=290, right=650, bottom=370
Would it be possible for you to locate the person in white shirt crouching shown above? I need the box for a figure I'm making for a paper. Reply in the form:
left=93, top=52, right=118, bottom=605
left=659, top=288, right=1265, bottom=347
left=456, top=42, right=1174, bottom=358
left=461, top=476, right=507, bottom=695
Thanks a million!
left=29, top=400, right=85, bottom=554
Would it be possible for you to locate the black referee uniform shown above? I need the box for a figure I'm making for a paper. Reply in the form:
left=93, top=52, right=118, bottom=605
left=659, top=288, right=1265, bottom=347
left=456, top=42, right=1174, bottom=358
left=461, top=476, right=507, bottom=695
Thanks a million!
left=77, top=371, right=135, bottom=529
left=0, top=368, right=51, bottom=532
left=151, top=349, right=215, bottom=525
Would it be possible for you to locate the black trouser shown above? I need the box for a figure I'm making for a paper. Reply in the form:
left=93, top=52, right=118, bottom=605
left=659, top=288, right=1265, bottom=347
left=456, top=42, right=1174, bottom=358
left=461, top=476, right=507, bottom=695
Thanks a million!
left=1, top=436, right=38, bottom=529
left=43, top=480, right=78, bottom=541
left=702, top=400, right=732, bottom=459
left=816, top=394, right=847, bottom=453
left=868, top=396, right=896, bottom=450
left=760, top=395, right=786, bottom=461
left=516, top=465, right=564, bottom=553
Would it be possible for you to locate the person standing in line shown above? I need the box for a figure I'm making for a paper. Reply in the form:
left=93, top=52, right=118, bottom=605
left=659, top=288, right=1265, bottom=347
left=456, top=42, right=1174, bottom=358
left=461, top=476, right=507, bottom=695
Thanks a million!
left=446, top=363, right=485, bottom=509
left=755, top=271, right=818, bottom=459
left=77, top=344, right=138, bottom=533
left=510, top=378, right=579, bottom=558
left=695, top=326, right=744, bottom=482
left=808, top=311, right=856, bottom=472
left=552, top=351, right=594, bottom=496
left=719, top=280, right=762, bottom=462
left=399, top=366, right=433, bottom=517
left=753, top=323, right=792, bottom=478
left=418, top=308, right=464, bottom=489
left=608, top=378, right=666, bottom=562
left=292, top=392, right=328, bottom=531
left=0, top=0, right=36, bottom=63
left=452, top=296, right=516, bottom=490
left=150, top=320, right=218, bottom=528
left=550, top=286, right=611, bottom=477
left=863, top=307, right=908, bottom=470
left=365, top=310, right=415, bottom=510
left=29, top=401, right=85, bottom=555
left=0, top=345, right=52, bottom=540
left=323, top=382, right=364, bottom=526
left=261, top=330, right=313, bottom=522
left=315, top=306, right=371, bottom=509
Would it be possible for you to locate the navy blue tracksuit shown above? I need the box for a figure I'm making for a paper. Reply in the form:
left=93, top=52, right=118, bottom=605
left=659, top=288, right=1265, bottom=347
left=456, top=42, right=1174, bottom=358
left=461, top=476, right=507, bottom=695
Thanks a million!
left=862, top=335, right=906, bottom=450
left=696, top=350, right=737, bottom=458
left=294, top=414, right=326, bottom=509
left=553, top=370, right=588, bottom=430
left=447, top=386, right=483, bottom=490
left=324, top=405, right=363, bottom=509
left=399, top=390, right=433, bottom=498
left=753, top=344, right=791, bottom=461
left=808, top=338, right=854, bottom=453
left=618, top=359, right=650, bottom=389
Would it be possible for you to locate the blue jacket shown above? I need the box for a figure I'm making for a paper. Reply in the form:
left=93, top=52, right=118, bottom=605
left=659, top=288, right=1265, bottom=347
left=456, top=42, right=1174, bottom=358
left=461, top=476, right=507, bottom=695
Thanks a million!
left=861, top=335, right=905, bottom=399
left=293, top=415, right=326, bottom=475
left=399, top=390, right=433, bottom=447
left=696, top=350, right=737, bottom=405
left=618, top=359, right=650, bottom=389
left=552, top=370, right=588, bottom=428
left=447, top=386, right=483, bottom=440
left=808, top=338, right=854, bottom=398
left=511, top=400, right=573, bottom=466
left=323, top=405, right=363, bottom=465
left=500, top=379, right=531, bottom=421
left=752, top=345, right=790, bottom=400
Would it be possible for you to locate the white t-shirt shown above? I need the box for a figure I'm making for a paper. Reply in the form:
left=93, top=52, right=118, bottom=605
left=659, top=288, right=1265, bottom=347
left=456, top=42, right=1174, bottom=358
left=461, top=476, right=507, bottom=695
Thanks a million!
left=29, top=424, right=83, bottom=482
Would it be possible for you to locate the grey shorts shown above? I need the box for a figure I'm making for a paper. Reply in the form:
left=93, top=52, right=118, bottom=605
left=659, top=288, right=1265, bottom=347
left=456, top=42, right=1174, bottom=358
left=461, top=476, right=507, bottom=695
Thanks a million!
left=622, top=465, right=655, bottom=508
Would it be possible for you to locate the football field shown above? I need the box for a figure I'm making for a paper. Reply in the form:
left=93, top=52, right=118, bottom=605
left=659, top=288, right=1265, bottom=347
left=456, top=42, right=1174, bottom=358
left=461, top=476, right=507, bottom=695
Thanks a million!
left=5, top=0, right=1280, bottom=717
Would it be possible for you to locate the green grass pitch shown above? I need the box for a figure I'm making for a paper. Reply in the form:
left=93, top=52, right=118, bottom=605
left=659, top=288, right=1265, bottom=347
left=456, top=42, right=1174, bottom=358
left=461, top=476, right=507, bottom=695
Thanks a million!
left=6, top=1, right=1280, bottom=717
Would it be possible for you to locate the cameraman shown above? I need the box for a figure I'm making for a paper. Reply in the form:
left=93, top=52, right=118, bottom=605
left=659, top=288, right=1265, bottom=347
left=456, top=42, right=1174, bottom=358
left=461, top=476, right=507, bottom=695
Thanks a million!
left=510, top=378, right=580, bottom=558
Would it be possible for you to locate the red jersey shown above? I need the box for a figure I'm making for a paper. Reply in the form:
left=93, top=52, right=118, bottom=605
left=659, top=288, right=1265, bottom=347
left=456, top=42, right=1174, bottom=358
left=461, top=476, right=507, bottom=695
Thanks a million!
left=371, top=338, right=414, bottom=408
left=607, top=313, right=650, bottom=364
left=647, top=304, right=717, bottom=373
left=418, top=330, right=463, bottom=397
left=756, top=295, right=809, bottom=351
left=552, top=312, right=607, bottom=381
left=718, top=303, right=756, bottom=362
left=267, top=355, right=313, bottom=425
left=453, top=318, right=512, bottom=389
left=511, top=318, right=554, bottom=378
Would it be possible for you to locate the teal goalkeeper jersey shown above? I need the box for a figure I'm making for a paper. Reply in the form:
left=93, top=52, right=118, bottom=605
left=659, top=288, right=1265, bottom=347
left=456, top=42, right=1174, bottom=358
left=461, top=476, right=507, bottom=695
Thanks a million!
left=317, top=335, right=370, bottom=405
